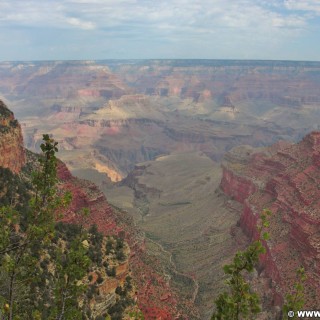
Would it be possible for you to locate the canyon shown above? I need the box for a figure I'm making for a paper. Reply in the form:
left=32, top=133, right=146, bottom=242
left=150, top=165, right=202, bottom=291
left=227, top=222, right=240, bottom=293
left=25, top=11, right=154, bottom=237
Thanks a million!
left=57, top=160, right=197, bottom=319
left=1, top=60, right=320, bottom=318
left=0, top=100, right=196, bottom=319
left=221, top=132, right=320, bottom=310
left=1, top=60, right=320, bottom=180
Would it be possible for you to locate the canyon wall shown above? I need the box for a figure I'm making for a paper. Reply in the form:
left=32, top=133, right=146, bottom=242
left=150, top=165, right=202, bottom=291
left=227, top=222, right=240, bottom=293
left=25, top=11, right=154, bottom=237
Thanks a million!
left=220, top=133, right=320, bottom=309
left=0, top=100, right=25, bottom=173
left=2, top=60, right=320, bottom=181
left=0, top=100, right=196, bottom=319
left=57, top=161, right=197, bottom=319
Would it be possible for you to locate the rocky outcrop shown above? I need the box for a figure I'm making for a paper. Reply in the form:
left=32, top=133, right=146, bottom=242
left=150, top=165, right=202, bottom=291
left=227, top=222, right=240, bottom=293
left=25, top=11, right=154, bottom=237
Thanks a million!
left=57, top=162, right=195, bottom=319
left=57, top=161, right=122, bottom=235
left=0, top=100, right=25, bottom=173
left=220, top=132, right=320, bottom=309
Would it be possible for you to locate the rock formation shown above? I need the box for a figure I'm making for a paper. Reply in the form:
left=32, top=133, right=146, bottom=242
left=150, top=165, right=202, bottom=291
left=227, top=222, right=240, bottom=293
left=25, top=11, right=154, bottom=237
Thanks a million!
left=221, top=133, right=320, bottom=309
left=57, top=160, right=197, bottom=319
left=0, top=100, right=194, bottom=319
left=1, top=60, right=320, bottom=182
left=0, top=100, right=25, bottom=173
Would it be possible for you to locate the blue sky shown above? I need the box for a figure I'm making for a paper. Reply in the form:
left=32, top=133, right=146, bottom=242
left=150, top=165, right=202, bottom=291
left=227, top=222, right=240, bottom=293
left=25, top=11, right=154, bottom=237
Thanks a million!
left=0, top=0, right=320, bottom=61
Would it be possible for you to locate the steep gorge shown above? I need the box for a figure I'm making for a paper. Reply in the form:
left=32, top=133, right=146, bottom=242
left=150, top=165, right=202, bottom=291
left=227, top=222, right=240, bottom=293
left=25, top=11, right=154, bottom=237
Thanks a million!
left=117, top=152, right=249, bottom=319
left=2, top=60, right=320, bottom=183
left=2, top=60, right=320, bottom=318
left=0, top=100, right=196, bottom=319
left=57, top=161, right=197, bottom=319
left=221, top=133, right=320, bottom=310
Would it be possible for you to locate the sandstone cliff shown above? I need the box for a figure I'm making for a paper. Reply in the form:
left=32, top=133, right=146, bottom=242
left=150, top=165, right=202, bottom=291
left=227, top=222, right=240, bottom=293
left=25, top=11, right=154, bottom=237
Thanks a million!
left=221, top=133, right=320, bottom=309
left=0, top=100, right=25, bottom=173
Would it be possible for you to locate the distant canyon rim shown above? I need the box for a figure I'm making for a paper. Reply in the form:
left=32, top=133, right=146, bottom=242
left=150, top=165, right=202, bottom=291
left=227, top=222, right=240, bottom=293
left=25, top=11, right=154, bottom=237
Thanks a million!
left=1, top=59, right=320, bottom=318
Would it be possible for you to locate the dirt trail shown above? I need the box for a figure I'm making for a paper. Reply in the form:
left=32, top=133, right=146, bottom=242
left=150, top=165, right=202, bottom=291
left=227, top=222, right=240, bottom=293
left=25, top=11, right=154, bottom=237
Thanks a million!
left=147, top=236, right=200, bottom=303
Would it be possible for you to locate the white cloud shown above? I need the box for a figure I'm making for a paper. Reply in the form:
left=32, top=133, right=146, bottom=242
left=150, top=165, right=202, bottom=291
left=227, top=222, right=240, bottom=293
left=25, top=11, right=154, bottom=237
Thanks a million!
left=0, top=0, right=319, bottom=60
left=285, top=0, right=320, bottom=14
left=66, top=17, right=96, bottom=30
left=0, top=0, right=309, bottom=33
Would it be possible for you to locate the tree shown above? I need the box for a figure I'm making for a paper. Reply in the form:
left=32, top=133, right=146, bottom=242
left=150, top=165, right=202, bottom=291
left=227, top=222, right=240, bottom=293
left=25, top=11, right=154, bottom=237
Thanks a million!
left=211, top=209, right=272, bottom=320
left=1, top=134, right=139, bottom=319
left=212, top=209, right=307, bottom=320
left=0, top=134, right=67, bottom=319
left=282, top=267, right=306, bottom=320
left=49, top=237, right=91, bottom=320
left=0, top=134, right=91, bottom=319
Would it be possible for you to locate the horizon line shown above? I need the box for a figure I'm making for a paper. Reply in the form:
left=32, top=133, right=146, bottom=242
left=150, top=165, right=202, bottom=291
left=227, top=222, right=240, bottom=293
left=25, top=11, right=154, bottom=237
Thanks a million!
left=1, top=58, right=320, bottom=64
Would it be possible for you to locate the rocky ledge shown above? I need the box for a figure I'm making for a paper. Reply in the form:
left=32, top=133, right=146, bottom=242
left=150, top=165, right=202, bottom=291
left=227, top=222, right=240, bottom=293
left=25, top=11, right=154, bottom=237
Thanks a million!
left=220, top=132, right=320, bottom=309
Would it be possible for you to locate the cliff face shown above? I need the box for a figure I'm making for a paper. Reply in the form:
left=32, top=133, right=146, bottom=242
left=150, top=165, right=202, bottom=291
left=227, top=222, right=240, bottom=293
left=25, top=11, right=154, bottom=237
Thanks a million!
left=4, top=60, right=320, bottom=184
left=0, top=100, right=25, bottom=173
left=2, top=60, right=320, bottom=105
left=221, top=133, right=320, bottom=308
left=57, top=161, right=195, bottom=319
left=0, top=99, right=191, bottom=319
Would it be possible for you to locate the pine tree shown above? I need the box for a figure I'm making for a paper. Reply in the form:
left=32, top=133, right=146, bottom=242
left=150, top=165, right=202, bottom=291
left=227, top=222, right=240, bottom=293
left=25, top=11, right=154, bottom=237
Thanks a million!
left=211, top=209, right=272, bottom=320
left=282, top=267, right=306, bottom=320
left=0, top=134, right=91, bottom=319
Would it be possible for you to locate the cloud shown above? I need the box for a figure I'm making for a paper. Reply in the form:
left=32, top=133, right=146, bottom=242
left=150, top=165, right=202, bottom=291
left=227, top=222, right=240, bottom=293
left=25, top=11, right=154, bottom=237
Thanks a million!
left=285, top=0, right=320, bottom=14
left=0, top=0, right=309, bottom=33
left=0, top=0, right=319, bottom=60
left=66, top=17, right=96, bottom=30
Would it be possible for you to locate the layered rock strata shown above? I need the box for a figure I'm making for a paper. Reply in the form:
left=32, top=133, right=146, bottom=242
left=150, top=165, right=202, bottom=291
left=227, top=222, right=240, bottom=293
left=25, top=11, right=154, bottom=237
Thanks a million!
left=0, top=98, right=194, bottom=318
left=221, top=133, right=320, bottom=308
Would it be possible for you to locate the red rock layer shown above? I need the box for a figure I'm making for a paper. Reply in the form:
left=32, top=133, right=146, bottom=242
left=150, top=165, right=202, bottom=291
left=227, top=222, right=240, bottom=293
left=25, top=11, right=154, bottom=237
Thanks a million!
left=221, top=133, right=320, bottom=309
left=57, top=162, right=195, bottom=319
left=0, top=100, right=26, bottom=173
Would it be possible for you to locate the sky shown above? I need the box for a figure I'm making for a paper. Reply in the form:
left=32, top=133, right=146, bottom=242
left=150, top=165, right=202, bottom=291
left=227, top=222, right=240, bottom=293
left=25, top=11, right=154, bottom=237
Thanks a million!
left=0, top=0, right=320, bottom=61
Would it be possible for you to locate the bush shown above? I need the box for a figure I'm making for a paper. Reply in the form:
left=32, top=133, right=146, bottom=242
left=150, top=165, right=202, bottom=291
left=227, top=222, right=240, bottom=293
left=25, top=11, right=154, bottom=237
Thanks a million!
left=96, top=273, right=104, bottom=284
left=106, top=267, right=116, bottom=277
left=116, top=250, right=125, bottom=261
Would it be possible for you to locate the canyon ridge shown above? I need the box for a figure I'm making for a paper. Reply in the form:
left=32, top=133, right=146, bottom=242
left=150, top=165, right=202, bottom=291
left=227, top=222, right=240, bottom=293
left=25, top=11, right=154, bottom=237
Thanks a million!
left=1, top=59, right=320, bottom=319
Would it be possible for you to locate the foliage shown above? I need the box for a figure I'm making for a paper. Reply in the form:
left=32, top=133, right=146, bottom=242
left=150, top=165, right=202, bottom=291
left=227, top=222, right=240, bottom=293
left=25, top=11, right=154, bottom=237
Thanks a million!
left=128, top=310, right=145, bottom=320
left=0, top=102, right=13, bottom=118
left=49, top=236, right=91, bottom=320
left=282, top=267, right=306, bottom=320
left=0, top=134, right=136, bottom=319
left=211, top=209, right=272, bottom=320
left=0, top=167, right=31, bottom=215
left=0, top=135, right=87, bottom=319
left=212, top=208, right=307, bottom=320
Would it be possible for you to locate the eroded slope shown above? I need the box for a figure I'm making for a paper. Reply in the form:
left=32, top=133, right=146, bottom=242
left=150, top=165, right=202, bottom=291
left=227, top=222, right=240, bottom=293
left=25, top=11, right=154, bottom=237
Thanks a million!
left=115, top=152, right=248, bottom=319
left=221, top=132, right=320, bottom=309
left=1, top=60, right=320, bottom=181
